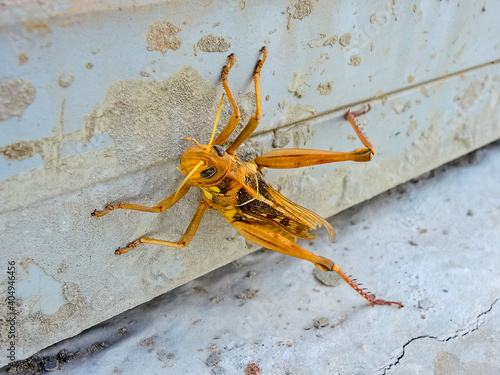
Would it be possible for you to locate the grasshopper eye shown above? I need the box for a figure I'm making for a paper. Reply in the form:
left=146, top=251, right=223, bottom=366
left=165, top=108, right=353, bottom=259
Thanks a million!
left=200, top=166, right=217, bottom=179
left=213, top=145, right=225, bottom=156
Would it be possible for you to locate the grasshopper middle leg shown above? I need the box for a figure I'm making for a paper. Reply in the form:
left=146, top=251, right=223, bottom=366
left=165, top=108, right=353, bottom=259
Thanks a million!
left=115, top=200, right=209, bottom=255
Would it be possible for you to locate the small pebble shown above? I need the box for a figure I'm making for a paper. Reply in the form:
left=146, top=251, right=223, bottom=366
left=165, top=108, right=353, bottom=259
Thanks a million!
left=313, top=268, right=342, bottom=287
left=43, top=358, right=58, bottom=372
left=236, top=289, right=259, bottom=300
left=206, top=352, right=222, bottom=366
left=313, top=317, right=330, bottom=329
left=244, top=271, right=257, bottom=278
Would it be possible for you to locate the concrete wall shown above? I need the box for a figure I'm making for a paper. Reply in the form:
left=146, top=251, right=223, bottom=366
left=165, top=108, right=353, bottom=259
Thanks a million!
left=1, top=0, right=499, bottom=365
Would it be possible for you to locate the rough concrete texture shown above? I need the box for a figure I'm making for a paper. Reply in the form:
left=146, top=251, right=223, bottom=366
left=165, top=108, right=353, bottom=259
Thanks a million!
left=1, top=0, right=500, bottom=365
left=3, top=141, right=499, bottom=375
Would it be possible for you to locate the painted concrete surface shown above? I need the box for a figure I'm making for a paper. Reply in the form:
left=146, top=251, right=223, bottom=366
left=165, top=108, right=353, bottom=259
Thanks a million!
left=1, top=0, right=500, bottom=364
left=3, top=141, right=499, bottom=374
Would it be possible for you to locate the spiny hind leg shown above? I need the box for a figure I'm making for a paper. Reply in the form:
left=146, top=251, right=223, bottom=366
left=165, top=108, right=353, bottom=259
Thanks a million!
left=253, top=104, right=375, bottom=169
left=115, top=200, right=208, bottom=254
left=328, top=262, right=403, bottom=308
left=346, top=104, right=375, bottom=155
left=232, top=220, right=402, bottom=307
left=253, top=147, right=374, bottom=169
left=226, top=46, right=268, bottom=154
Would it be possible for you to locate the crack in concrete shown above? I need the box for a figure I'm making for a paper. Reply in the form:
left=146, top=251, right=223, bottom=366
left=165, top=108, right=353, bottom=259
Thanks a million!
left=379, top=298, right=499, bottom=374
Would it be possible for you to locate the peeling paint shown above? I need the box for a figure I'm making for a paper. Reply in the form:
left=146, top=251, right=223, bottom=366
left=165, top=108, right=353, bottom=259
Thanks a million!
left=289, top=0, right=314, bottom=20
left=58, top=73, right=74, bottom=88
left=349, top=55, right=361, bottom=66
left=86, top=65, right=221, bottom=167
left=339, top=33, right=352, bottom=47
left=0, top=140, right=38, bottom=161
left=146, top=21, right=182, bottom=55
left=0, top=261, right=93, bottom=357
left=284, top=104, right=316, bottom=126
left=317, top=81, right=334, bottom=95
left=196, top=34, right=231, bottom=53
left=392, top=101, right=411, bottom=114
left=16, top=263, right=66, bottom=315
left=288, top=53, right=329, bottom=98
left=0, top=99, right=91, bottom=168
left=407, top=120, right=419, bottom=136
left=458, top=80, right=486, bottom=110
left=307, top=34, right=338, bottom=48
left=18, top=53, right=29, bottom=65
left=0, top=78, right=36, bottom=121
left=272, top=129, right=292, bottom=149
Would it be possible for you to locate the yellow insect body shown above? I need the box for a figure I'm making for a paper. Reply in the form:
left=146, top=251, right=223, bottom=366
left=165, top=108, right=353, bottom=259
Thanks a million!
left=92, top=47, right=402, bottom=308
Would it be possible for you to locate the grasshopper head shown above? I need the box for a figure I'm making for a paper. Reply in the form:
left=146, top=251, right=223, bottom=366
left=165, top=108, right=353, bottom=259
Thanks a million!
left=178, top=93, right=229, bottom=186
left=179, top=144, right=231, bottom=185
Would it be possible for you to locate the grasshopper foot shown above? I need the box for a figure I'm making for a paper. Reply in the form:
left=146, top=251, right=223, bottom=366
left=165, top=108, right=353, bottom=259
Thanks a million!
left=91, top=205, right=114, bottom=217
left=349, top=104, right=371, bottom=118
left=368, top=295, right=404, bottom=308
left=115, top=239, right=141, bottom=255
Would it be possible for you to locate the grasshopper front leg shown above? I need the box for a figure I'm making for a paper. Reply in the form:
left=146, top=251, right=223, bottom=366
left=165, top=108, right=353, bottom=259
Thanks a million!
left=213, top=53, right=242, bottom=146
left=232, top=220, right=402, bottom=307
left=91, top=182, right=192, bottom=217
left=226, top=46, right=267, bottom=155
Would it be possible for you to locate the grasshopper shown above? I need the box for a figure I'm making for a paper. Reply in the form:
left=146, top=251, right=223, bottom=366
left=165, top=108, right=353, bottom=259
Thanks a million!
left=92, top=47, right=402, bottom=308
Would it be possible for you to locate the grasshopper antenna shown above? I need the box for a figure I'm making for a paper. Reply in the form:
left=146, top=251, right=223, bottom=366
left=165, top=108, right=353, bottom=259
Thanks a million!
left=174, top=93, right=225, bottom=201
left=206, top=93, right=225, bottom=151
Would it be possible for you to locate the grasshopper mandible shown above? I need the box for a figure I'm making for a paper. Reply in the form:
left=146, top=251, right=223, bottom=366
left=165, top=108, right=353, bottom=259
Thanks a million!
left=92, top=47, right=402, bottom=308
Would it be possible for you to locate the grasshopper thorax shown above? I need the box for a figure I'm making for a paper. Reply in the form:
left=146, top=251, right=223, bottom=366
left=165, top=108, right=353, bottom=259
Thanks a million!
left=179, top=144, right=232, bottom=186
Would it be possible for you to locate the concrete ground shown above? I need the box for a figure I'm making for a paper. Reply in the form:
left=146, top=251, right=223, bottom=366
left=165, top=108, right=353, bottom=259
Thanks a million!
left=3, top=141, right=500, bottom=375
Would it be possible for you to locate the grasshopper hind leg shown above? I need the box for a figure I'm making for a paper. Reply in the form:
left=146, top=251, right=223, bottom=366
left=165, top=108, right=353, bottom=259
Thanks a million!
left=253, top=105, right=376, bottom=169
left=326, top=262, right=403, bottom=308
left=232, top=220, right=402, bottom=308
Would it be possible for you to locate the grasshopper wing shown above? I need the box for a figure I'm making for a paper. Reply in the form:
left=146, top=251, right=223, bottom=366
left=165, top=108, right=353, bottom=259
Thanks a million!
left=237, top=174, right=336, bottom=242
left=264, top=183, right=336, bottom=241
